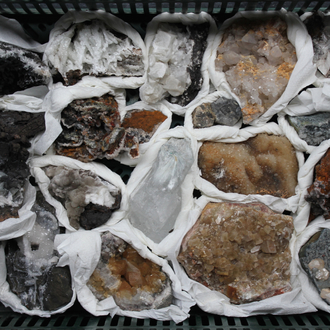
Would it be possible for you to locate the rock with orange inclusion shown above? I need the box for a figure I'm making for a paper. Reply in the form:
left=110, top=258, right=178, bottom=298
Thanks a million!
left=198, top=133, right=298, bottom=198
left=87, top=232, right=172, bottom=311
left=177, top=202, right=293, bottom=304
left=305, top=149, right=330, bottom=222
left=215, top=17, right=297, bottom=124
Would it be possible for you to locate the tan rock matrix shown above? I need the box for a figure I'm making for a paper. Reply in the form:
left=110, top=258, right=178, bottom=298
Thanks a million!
left=198, top=134, right=298, bottom=198
left=178, top=202, right=293, bottom=304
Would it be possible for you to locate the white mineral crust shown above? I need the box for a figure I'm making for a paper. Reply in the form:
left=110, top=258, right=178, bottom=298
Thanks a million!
left=129, top=138, right=194, bottom=243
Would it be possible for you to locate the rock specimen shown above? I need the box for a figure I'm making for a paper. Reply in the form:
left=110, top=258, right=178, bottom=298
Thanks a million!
left=44, top=165, right=121, bottom=230
left=0, top=41, right=51, bottom=96
left=87, top=231, right=172, bottom=310
left=305, top=148, right=330, bottom=222
left=192, top=97, right=241, bottom=128
left=141, top=22, right=209, bottom=106
left=129, top=138, right=194, bottom=243
left=45, top=19, right=144, bottom=85
left=215, top=17, right=297, bottom=124
left=5, top=191, right=73, bottom=311
left=299, top=229, right=330, bottom=304
left=287, top=113, right=330, bottom=146
left=178, top=202, right=293, bottom=304
left=198, top=134, right=298, bottom=198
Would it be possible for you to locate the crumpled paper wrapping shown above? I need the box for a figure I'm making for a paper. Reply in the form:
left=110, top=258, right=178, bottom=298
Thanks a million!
left=168, top=194, right=317, bottom=317
left=54, top=220, right=194, bottom=322
left=29, top=155, right=127, bottom=232
left=208, top=9, right=317, bottom=126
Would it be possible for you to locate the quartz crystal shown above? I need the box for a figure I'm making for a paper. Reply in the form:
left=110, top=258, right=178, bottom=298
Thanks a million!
left=129, top=138, right=194, bottom=243
left=305, top=148, right=330, bottom=221
left=87, top=231, right=172, bottom=311
left=215, top=17, right=297, bottom=123
left=45, top=20, right=144, bottom=85
left=44, top=166, right=121, bottom=230
left=198, top=134, right=298, bottom=198
left=286, top=113, right=330, bottom=146
left=178, top=202, right=293, bottom=304
left=0, top=41, right=51, bottom=95
left=299, top=229, right=330, bottom=304
left=5, top=191, right=73, bottom=311
left=141, top=22, right=209, bottom=106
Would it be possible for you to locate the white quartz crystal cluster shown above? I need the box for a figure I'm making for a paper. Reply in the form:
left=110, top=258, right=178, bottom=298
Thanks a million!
left=140, top=23, right=194, bottom=104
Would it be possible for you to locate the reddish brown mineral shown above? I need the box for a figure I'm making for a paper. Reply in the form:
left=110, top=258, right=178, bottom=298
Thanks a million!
left=198, top=134, right=298, bottom=198
left=178, top=202, right=293, bottom=304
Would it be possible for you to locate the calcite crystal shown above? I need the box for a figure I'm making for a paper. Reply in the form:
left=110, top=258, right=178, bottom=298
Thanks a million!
left=5, top=191, right=73, bottom=311
left=44, top=166, right=121, bottom=230
left=141, top=22, right=209, bottom=106
left=287, top=113, right=330, bottom=146
left=299, top=229, right=330, bottom=304
left=215, top=17, right=297, bottom=123
left=129, top=138, right=194, bottom=243
left=305, top=149, right=330, bottom=221
left=0, top=41, right=51, bottom=95
left=87, top=231, right=172, bottom=311
left=192, top=97, right=241, bottom=128
left=178, top=202, right=293, bottom=304
left=45, top=19, right=144, bottom=85
left=198, top=134, right=298, bottom=198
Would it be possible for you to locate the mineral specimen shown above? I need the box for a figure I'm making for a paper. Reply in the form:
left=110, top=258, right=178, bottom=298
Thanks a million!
left=5, top=191, right=73, bottom=311
left=192, top=97, right=241, bottom=128
left=87, top=231, right=172, bottom=310
left=128, top=138, right=194, bottom=243
left=215, top=17, right=297, bottom=124
left=178, top=202, right=293, bottom=304
left=286, top=112, right=330, bottom=146
left=0, top=41, right=51, bottom=95
left=44, top=166, right=121, bottom=230
left=141, top=22, right=209, bottom=106
left=299, top=229, right=330, bottom=304
left=305, top=148, right=330, bottom=221
left=45, top=19, right=144, bottom=85
left=198, top=134, right=298, bottom=198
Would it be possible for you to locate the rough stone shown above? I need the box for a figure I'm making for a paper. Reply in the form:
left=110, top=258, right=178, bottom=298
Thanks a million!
left=192, top=103, right=215, bottom=128
left=178, top=202, right=293, bottom=304
left=215, top=17, right=297, bottom=124
left=211, top=97, right=242, bottom=126
left=198, top=134, right=298, bottom=198
left=0, top=41, right=51, bottom=95
left=286, top=113, right=330, bottom=146
left=87, top=231, right=172, bottom=311
left=299, top=229, right=330, bottom=305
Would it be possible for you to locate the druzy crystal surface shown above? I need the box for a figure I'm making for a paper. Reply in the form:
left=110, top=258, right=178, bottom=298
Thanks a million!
left=299, top=229, right=330, bottom=304
left=44, top=166, right=121, bottom=230
left=0, top=41, right=51, bottom=95
left=215, top=17, right=297, bottom=123
left=305, top=149, right=330, bottom=221
left=178, top=202, right=293, bottom=304
left=87, top=231, right=172, bottom=311
left=129, top=138, right=194, bottom=243
left=5, top=192, right=73, bottom=311
left=141, top=22, right=209, bottom=106
left=46, top=20, right=144, bottom=85
left=198, top=134, right=298, bottom=198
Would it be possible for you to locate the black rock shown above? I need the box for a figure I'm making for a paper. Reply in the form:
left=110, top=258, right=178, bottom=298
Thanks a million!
left=210, top=97, right=242, bottom=126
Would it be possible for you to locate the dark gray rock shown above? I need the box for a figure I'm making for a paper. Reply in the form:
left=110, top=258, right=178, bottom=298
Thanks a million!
left=192, top=103, right=215, bottom=128
left=210, top=97, right=242, bottom=126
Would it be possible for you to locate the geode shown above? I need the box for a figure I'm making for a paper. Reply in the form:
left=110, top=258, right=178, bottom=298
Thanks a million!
left=178, top=202, right=293, bottom=304
left=0, top=41, right=51, bottom=96
left=45, top=19, right=144, bottom=85
left=44, top=166, right=121, bottom=230
left=299, top=229, right=330, bottom=304
left=198, top=134, right=298, bottom=198
left=87, top=231, right=172, bottom=311
left=215, top=17, right=297, bottom=124
left=305, top=148, right=330, bottom=222
left=141, top=22, right=209, bottom=106
left=5, top=191, right=73, bottom=311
